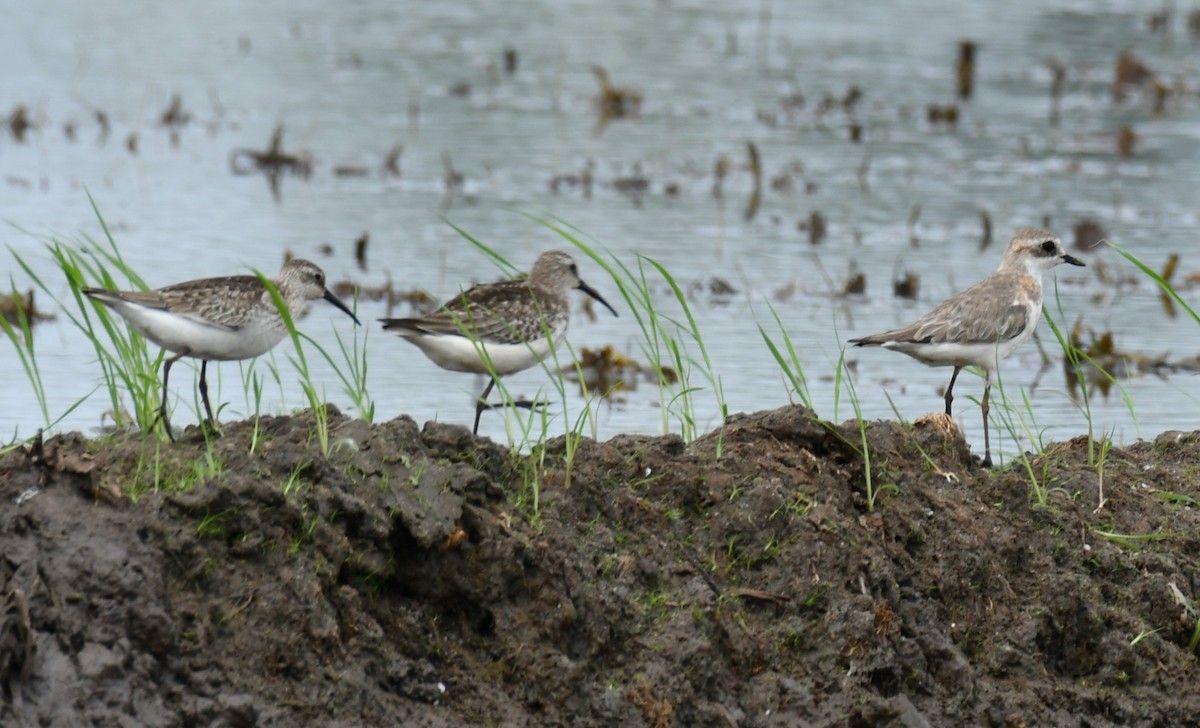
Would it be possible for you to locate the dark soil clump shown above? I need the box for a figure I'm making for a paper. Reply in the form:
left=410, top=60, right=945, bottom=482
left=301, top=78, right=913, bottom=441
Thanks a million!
left=2, top=406, right=1199, bottom=726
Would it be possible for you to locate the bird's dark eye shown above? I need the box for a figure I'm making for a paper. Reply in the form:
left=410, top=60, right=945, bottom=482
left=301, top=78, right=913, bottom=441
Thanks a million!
left=1040, top=240, right=1057, bottom=254
left=569, top=264, right=578, bottom=276
left=315, top=272, right=324, bottom=284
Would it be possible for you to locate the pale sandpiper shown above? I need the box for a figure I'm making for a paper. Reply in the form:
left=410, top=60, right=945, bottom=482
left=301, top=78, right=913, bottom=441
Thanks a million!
left=84, top=258, right=360, bottom=440
left=849, top=228, right=1085, bottom=467
left=380, top=250, right=618, bottom=434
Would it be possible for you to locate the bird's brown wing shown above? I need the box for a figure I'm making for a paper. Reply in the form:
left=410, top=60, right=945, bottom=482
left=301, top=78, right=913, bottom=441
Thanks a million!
left=99, top=275, right=268, bottom=330
left=383, top=280, right=555, bottom=345
left=851, top=273, right=1032, bottom=345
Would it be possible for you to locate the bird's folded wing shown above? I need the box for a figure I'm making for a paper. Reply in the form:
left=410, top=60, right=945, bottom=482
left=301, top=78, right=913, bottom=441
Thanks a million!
left=908, top=297, right=1030, bottom=344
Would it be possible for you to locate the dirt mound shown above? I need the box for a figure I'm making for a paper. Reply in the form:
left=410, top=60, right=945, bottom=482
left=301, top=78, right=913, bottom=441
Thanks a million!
left=2, top=406, right=1199, bottom=726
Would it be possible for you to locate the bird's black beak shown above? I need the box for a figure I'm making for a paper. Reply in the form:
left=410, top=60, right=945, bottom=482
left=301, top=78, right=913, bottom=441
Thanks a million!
left=1062, top=254, right=1086, bottom=267
left=578, top=280, right=618, bottom=317
left=324, top=288, right=362, bottom=325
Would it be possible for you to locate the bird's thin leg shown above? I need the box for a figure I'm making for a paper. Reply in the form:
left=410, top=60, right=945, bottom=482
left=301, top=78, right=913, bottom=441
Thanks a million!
left=198, top=360, right=219, bottom=435
left=157, top=351, right=186, bottom=442
left=945, top=366, right=962, bottom=416
left=474, top=379, right=550, bottom=433
left=981, top=379, right=993, bottom=468
left=473, top=378, right=498, bottom=434
left=509, top=399, right=547, bottom=412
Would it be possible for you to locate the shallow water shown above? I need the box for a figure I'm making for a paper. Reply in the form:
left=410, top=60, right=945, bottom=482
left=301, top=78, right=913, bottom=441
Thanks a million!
left=4, top=0, right=1200, bottom=459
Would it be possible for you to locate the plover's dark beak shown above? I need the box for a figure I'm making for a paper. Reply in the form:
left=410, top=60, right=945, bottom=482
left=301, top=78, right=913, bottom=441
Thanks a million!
left=1062, top=254, right=1086, bottom=267
left=578, top=280, right=618, bottom=317
left=324, top=288, right=362, bottom=325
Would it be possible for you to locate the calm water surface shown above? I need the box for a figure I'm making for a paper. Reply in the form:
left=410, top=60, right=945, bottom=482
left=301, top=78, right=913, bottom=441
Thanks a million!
left=4, top=0, right=1200, bottom=461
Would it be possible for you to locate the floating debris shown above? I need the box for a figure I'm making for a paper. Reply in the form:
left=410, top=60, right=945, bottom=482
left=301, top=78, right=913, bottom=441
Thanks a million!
left=1073, top=220, right=1107, bottom=251
left=229, top=125, right=313, bottom=178
left=1116, top=125, right=1138, bottom=157
left=126, top=132, right=139, bottom=155
left=230, top=125, right=313, bottom=200
left=927, top=105, right=958, bottom=125
left=798, top=211, right=826, bottom=245
left=564, top=344, right=675, bottom=399
left=1064, top=320, right=1197, bottom=398
left=160, top=93, right=191, bottom=129
left=979, top=209, right=993, bottom=249
left=1152, top=81, right=1174, bottom=117
left=841, top=265, right=865, bottom=296
left=1147, top=8, right=1170, bottom=34
left=956, top=40, right=976, bottom=99
left=757, top=90, right=807, bottom=128
left=354, top=233, right=369, bottom=272
left=612, top=164, right=649, bottom=204
left=844, top=86, right=863, bottom=112
left=907, top=203, right=922, bottom=245
left=503, top=47, right=518, bottom=75
left=548, top=160, right=594, bottom=198
left=1158, top=253, right=1178, bottom=317
left=745, top=141, right=762, bottom=221
left=611, top=180, right=648, bottom=205
left=1045, top=58, right=1066, bottom=127
left=95, top=110, right=110, bottom=143
left=687, top=276, right=738, bottom=305
left=593, top=65, right=642, bottom=132
left=780, top=91, right=804, bottom=112
left=816, top=87, right=862, bottom=118
left=712, top=155, right=730, bottom=198
left=1, top=289, right=53, bottom=327
left=8, top=105, right=33, bottom=142
left=333, top=279, right=435, bottom=316
left=1160, top=253, right=1178, bottom=282
left=442, top=152, right=464, bottom=196
left=1113, top=49, right=1154, bottom=103
left=382, top=143, right=403, bottom=178
left=893, top=270, right=919, bottom=299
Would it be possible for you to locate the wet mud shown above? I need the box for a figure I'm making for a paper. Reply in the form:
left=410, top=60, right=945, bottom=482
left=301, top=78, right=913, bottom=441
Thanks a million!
left=2, top=406, right=1199, bottom=726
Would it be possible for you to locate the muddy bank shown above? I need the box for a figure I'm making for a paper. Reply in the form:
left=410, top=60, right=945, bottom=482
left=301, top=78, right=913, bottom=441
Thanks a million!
left=2, top=406, right=1199, bottom=727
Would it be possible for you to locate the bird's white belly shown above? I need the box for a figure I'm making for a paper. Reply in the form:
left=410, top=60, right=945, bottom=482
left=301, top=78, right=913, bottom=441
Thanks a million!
left=407, top=332, right=558, bottom=376
left=884, top=325, right=1033, bottom=371
left=116, top=303, right=285, bottom=361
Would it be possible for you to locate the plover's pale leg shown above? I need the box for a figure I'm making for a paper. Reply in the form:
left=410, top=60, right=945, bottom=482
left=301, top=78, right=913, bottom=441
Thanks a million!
left=945, top=366, right=962, bottom=416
